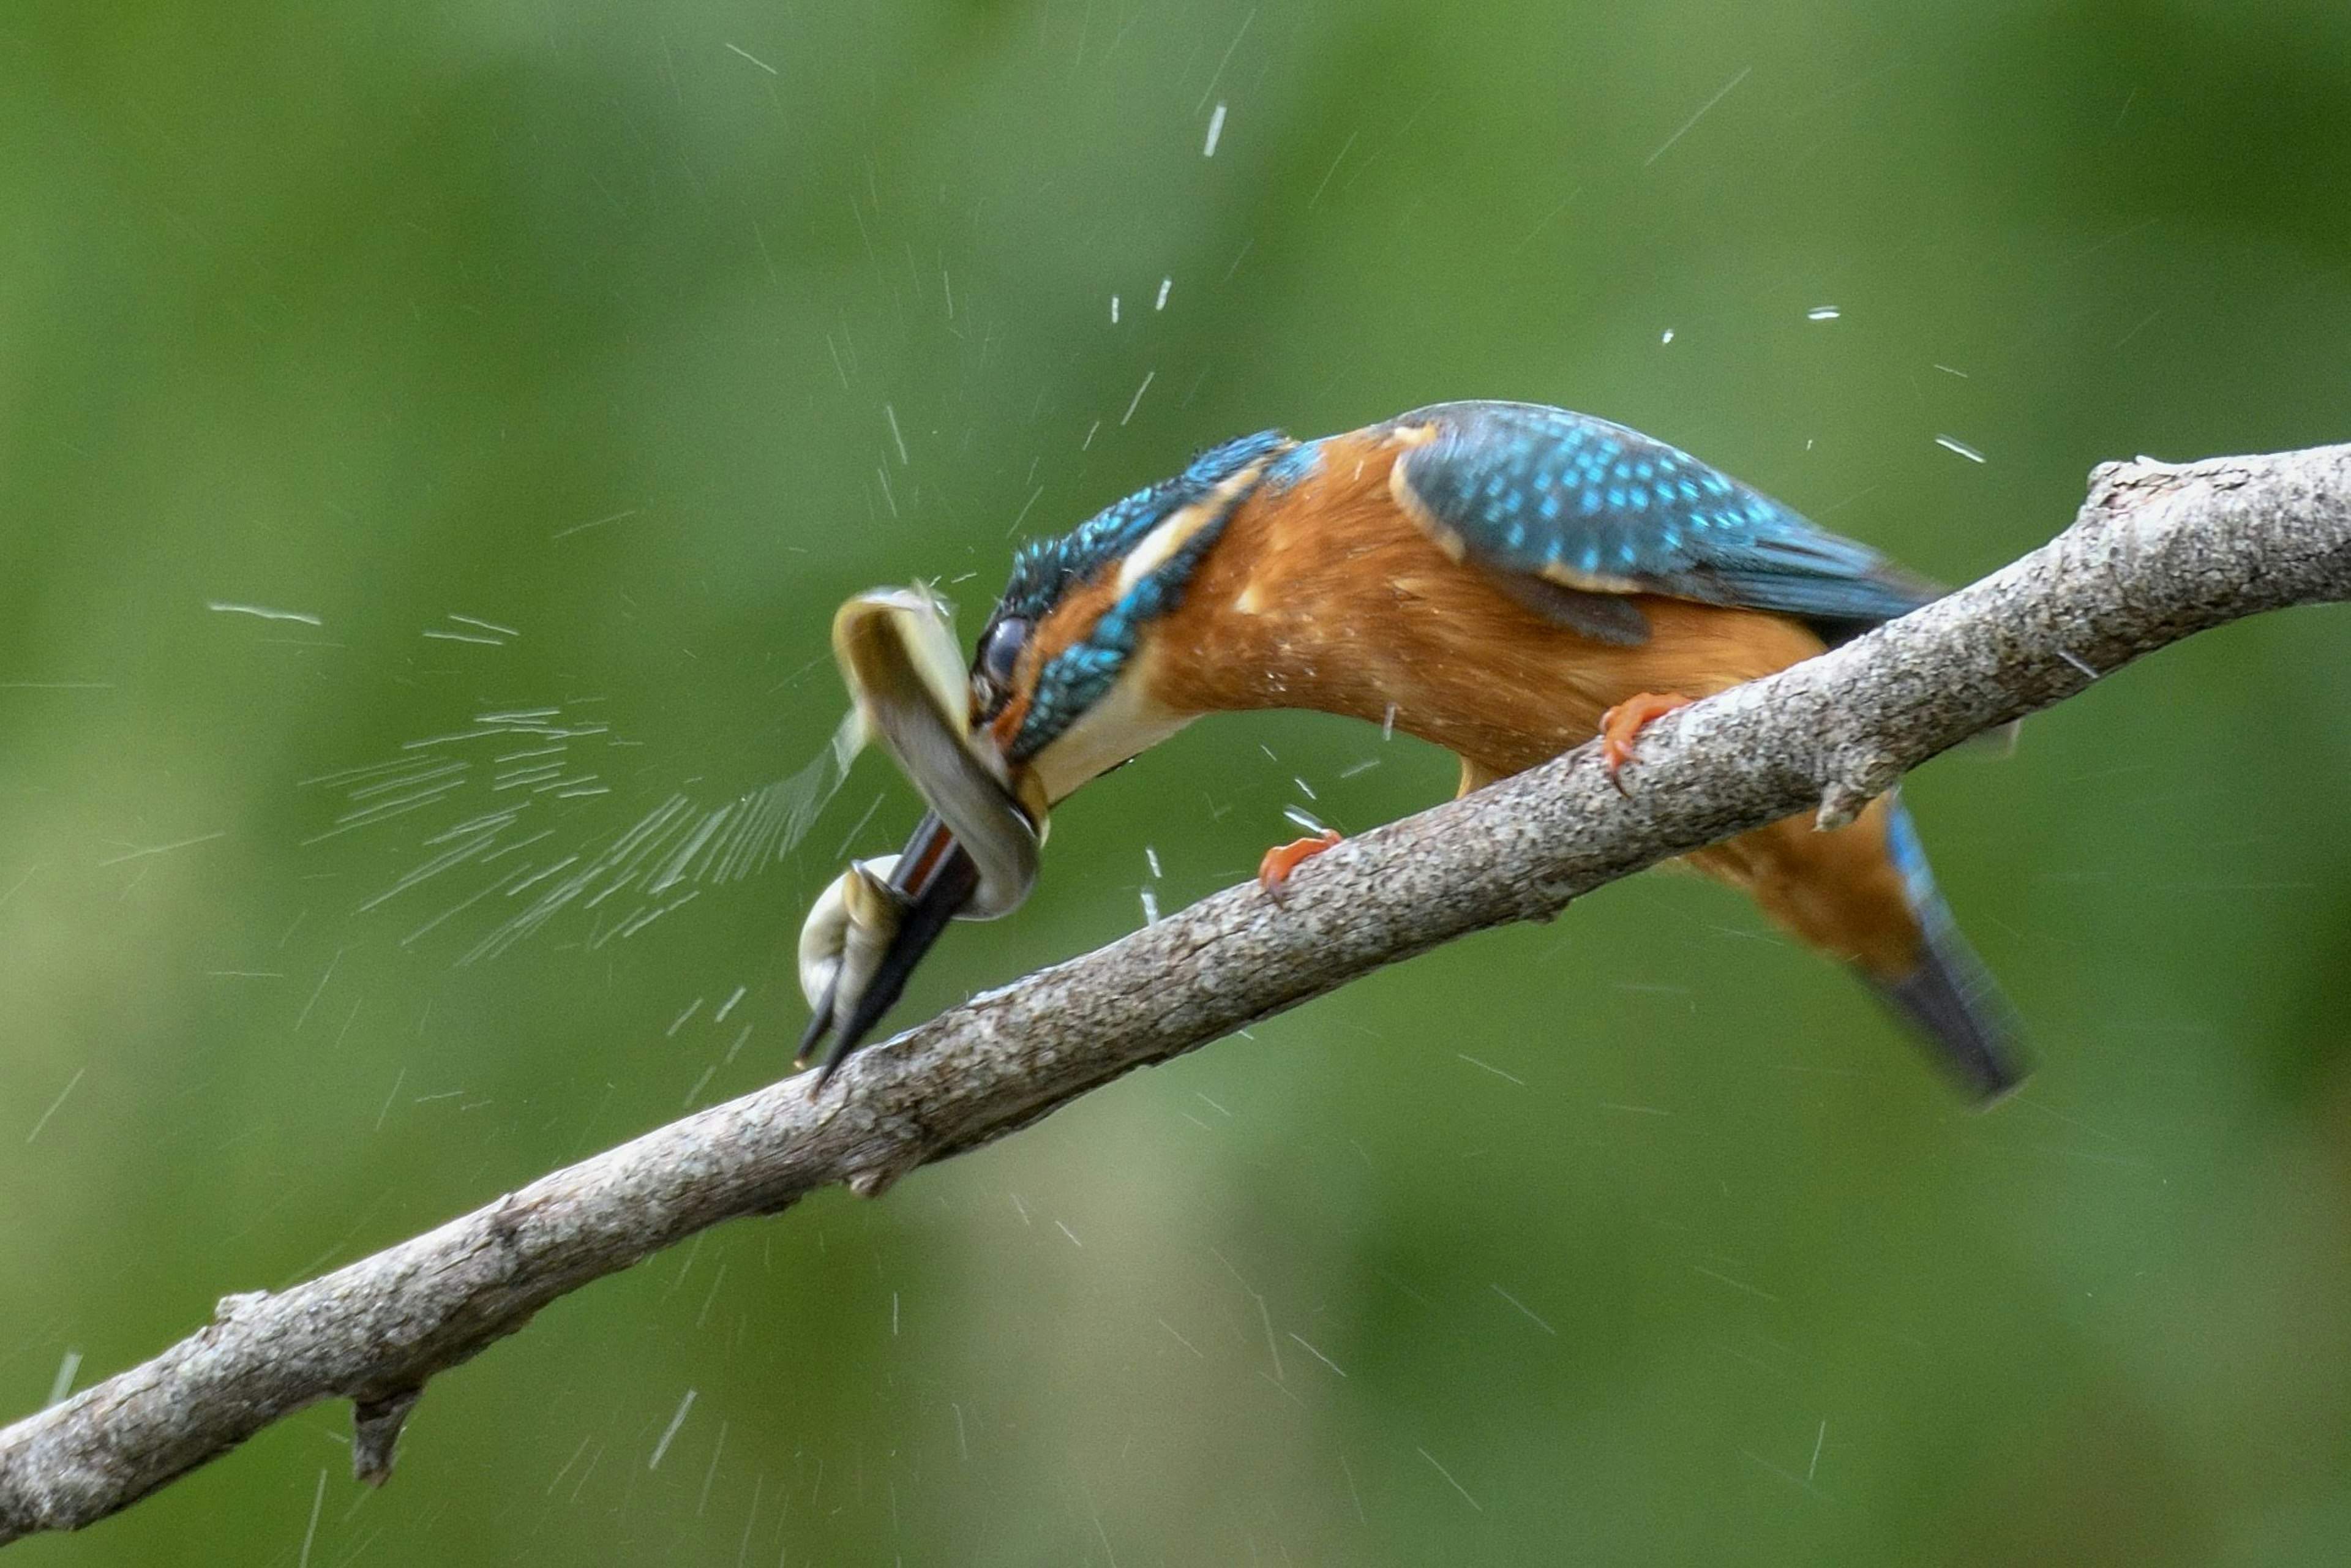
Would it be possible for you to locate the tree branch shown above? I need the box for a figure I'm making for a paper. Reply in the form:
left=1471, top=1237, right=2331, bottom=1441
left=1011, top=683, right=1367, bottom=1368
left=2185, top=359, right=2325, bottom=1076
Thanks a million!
left=5, top=444, right=2349, bottom=1545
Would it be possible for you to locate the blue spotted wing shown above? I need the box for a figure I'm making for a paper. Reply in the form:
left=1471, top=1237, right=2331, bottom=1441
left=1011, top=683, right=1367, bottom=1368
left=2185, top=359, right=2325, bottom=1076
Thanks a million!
left=1389, top=402, right=1938, bottom=645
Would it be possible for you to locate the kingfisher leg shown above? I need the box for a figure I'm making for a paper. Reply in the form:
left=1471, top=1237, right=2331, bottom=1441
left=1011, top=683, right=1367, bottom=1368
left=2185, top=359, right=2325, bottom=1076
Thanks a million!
left=1598, top=691, right=1694, bottom=789
left=1258, top=830, right=1342, bottom=893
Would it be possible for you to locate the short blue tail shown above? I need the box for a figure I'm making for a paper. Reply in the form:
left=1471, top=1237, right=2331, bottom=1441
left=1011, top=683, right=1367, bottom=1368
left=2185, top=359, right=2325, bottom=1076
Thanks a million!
left=1872, top=796, right=2028, bottom=1101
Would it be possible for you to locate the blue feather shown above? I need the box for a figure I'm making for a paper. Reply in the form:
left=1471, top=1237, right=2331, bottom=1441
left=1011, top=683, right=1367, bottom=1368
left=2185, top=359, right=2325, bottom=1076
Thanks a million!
left=1391, top=402, right=1938, bottom=640
left=1871, top=793, right=2027, bottom=1098
left=998, top=429, right=1288, bottom=627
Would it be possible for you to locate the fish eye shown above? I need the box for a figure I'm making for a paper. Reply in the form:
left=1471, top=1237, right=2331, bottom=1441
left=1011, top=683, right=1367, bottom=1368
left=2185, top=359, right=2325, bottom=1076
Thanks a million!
left=975, top=616, right=1030, bottom=703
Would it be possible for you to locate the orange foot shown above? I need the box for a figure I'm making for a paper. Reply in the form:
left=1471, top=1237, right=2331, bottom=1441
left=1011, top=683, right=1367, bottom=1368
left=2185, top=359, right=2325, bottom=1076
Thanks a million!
left=1258, top=830, right=1342, bottom=895
left=1598, top=692, right=1693, bottom=790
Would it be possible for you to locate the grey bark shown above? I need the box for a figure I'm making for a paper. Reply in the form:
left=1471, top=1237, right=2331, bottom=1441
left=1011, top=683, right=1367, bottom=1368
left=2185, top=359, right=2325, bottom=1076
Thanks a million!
left=3, top=445, right=2349, bottom=1545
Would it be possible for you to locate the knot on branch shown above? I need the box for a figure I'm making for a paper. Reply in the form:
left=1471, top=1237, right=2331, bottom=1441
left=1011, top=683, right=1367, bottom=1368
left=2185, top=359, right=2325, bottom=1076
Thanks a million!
left=844, top=1114, right=931, bottom=1198
left=351, top=1386, right=422, bottom=1488
left=212, top=1291, right=269, bottom=1324
left=803, top=1079, right=931, bottom=1199
left=846, top=1164, right=912, bottom=1198
left=486, top=1193, right=533, bottom=1251
left=1814, top=749, right=1903, bottom=831
left=2085, top=454, right=2190, bottom=518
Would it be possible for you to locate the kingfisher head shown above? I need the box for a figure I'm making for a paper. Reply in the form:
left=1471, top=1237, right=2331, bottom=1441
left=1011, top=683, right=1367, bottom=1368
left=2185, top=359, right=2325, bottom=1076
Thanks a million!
left=968, top=427, right=1289, bottom=803
left=800, top=427, right=1291, bottom=1073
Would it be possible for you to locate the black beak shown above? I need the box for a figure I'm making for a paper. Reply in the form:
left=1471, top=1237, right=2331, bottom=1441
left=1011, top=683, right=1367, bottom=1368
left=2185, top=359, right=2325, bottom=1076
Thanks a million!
left=797, top=811, right=980, bottom=1083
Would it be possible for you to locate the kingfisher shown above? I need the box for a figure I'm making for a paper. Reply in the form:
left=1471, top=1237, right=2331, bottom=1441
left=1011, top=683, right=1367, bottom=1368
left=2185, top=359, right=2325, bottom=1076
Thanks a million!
left=797, top=400, right=2024, bottom=1098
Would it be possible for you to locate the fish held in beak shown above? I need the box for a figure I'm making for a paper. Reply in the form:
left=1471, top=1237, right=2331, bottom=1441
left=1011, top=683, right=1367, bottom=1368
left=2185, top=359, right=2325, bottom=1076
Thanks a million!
left=795, top=590, right=1046, bottom=1082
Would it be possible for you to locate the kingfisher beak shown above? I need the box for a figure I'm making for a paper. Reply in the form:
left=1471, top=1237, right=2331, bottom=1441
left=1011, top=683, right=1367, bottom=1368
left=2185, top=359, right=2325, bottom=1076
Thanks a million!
left=794, top=809, right=977, bottom=1078
left=798, top=590, right=1049, bottom=1081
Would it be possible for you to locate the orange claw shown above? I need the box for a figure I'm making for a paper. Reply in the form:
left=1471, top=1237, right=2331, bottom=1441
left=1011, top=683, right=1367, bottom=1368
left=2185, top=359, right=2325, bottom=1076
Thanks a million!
left=1258, top=829, right=1342, bottom=894
left=1598, top=691, right=1693, bottom=789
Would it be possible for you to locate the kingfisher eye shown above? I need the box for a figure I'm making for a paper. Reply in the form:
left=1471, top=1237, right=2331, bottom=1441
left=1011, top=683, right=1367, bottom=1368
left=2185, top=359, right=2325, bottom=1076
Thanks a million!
left=975, top=616, right=1030, bottom=700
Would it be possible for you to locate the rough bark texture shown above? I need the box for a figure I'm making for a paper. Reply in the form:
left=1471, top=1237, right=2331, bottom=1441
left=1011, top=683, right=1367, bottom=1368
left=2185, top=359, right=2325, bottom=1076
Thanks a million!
left=4, top=445, right=2349, bottom=1545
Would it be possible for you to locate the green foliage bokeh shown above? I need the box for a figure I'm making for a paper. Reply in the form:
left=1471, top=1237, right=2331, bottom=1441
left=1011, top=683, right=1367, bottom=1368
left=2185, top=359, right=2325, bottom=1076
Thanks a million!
left=5, top=2, right=2351, bottom=1563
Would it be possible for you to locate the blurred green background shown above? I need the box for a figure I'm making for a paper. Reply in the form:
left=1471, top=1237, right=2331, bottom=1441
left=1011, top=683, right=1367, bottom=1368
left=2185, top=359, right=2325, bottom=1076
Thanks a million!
left=6, top=1, right=2351, bottom=1562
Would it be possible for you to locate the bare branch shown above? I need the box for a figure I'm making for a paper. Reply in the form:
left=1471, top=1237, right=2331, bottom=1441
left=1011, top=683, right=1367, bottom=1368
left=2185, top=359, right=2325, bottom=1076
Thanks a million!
left=4, top=444, right=2348, bottom=1545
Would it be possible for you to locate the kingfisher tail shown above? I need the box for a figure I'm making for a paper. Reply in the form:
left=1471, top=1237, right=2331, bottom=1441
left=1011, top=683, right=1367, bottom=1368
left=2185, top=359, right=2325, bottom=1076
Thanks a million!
left=1870, top=795, right=2028, bottom=1101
